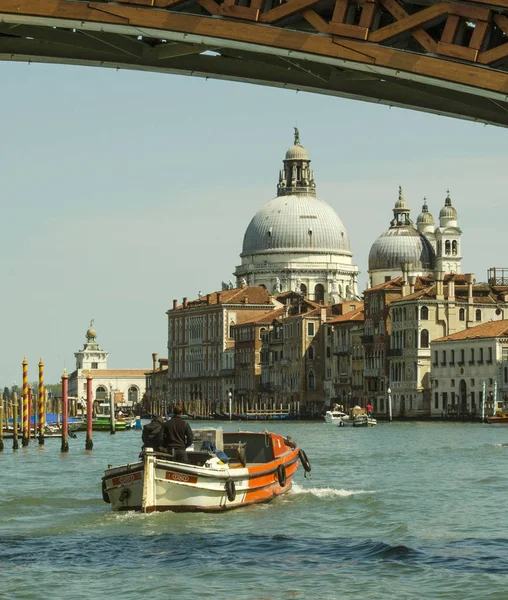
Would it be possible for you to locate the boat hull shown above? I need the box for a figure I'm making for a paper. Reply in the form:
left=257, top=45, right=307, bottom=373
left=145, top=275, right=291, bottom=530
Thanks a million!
left=102, top=431, right=302, bottom=512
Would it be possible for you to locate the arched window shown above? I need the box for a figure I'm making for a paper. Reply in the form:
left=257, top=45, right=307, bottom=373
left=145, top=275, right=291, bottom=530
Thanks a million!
left=95, top=386, right=106, bottom=401
left=459, top=308, right=465, bottom=321
left=128, top=386, right=139, bottom=404
left=314, top=284, right=325, bottom=303
left=452, top=240, right=458, bottom=256
left=445, top=240, right=451, bottom=255
left=300, top=283, right=307, bottom=296
left=307, top=346, right=314, bottom=360
left=475, top=309, right=482, bottom=322
left=421, top=306, right=429, bottom=320
left=308, top=370, right=315, bottom=390
left=420, top=329, right=429, bottom=348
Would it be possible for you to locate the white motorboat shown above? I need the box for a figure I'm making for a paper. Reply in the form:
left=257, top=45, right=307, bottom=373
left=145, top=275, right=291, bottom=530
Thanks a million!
left=101, top=427, right=311, bottom=513
left=324, top=410, right=349, bottom=424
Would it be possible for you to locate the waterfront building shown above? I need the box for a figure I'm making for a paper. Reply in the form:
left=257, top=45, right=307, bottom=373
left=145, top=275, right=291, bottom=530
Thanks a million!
left=368, top=188, right=462, bottom=287
left=144, top=353, right=169, bottom=414
left=259, top=292, right=331, bottom=416
left=68, top=324, right=147, bottom=408
left=431, top=320, right=508, bottom=417
left=363, top=272, right=433, bottom=415
left=232, top=306, right=285, bottom=414
left=324, top=301, right=364, bottom=409
left=166, top=285, right=278, bottom=411
left=388, top=269, right=508, bottom=417
left=235, top=129, right=359, bottom=304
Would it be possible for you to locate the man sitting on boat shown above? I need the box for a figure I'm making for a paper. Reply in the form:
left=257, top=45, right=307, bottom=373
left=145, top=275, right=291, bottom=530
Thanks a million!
left=165, top=405, right=194, bottom=463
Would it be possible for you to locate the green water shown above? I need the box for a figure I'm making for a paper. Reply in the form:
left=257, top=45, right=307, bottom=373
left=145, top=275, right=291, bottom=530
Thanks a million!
left=1, top=421, right=507, bottom=599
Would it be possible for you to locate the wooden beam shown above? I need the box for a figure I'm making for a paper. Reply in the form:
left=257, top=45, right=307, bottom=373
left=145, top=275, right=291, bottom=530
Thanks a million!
left=448, top=3, right=491, bottom=22
left=478, top=42, right=508, bottom=64
left=369, top=0, right=448, bottom=43
left=437, top=40, right=478, bottom=61
left=440, top=14, right=460, bottom=44
left=302, top=8, right=329, bottom=33
left=469, top=20, right=489, bottom=50
left=331, top=0, right=349, bottom=25
left=329, top=22, right=368, bottom=39
left=358, top=1, right=377, bottom=29
left=259, top=0, right=322, bottom=24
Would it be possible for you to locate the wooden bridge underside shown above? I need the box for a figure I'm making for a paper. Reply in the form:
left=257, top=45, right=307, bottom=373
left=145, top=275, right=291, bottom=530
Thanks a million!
left=1, top=0, right=508, bottom=125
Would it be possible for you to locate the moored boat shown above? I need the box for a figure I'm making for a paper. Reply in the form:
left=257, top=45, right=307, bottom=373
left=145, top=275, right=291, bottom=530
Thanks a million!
left=487, top=413, right=508, bottom=425
left=101, top=428, right=311, bottom=512
left=325, top=410, right=349, bottom=424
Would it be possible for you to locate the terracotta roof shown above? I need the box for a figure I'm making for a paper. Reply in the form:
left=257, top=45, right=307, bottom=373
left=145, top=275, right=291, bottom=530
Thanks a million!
left=232, top=307, right=284, bottom=326
left=433, top=320, right=508, bottom=342
left=170, top=286, right=273, bottom=311
left=327, top=307, right=365, bottom=324
left=392, top=282, right=508, bottom=304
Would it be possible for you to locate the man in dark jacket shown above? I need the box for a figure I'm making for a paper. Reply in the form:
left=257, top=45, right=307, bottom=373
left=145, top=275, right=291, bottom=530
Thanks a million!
left=165, top=405, right=193, bottom=463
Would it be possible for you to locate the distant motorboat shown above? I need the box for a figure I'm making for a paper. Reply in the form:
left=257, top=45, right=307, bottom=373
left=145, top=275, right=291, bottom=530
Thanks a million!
left=325, top=410, right=349, bottom=424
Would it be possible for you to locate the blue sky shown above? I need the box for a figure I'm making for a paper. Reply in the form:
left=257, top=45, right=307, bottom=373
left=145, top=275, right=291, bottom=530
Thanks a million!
left=1, top=61, right=507, bottom=386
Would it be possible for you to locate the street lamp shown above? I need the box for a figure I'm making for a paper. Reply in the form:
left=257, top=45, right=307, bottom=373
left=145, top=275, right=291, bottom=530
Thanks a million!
left=387, top=387, right=392, bottom=422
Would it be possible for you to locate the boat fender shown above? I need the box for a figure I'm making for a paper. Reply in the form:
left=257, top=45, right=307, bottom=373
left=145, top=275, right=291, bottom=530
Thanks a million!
left=119, top=488, right=131, bottom=503
left=298, top=449, right=311, bottom=473
left=102, top=479, right=111, bottom=504
left=225, top=479, right=236, bottom=502
left=277, top=464, right=287, bottom=487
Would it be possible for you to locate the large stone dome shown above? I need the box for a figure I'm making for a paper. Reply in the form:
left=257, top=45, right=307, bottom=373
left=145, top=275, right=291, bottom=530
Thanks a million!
left=369, top=187, right=435, bottom=275
left=369, top=227, right=435, bottom=271
left=242, top=194, right=351, bottom=255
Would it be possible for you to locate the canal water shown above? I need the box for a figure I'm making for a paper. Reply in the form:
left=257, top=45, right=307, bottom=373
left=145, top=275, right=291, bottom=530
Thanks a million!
left=1, top=421, right=507, bottom=599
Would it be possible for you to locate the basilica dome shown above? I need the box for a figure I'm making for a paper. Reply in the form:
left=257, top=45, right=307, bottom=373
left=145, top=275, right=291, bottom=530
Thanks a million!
left=368, top=227, right=435, bottom=271
left=241, top=129, right=351, bottom=257
left=241, top=194, right=351, bottom=255
left=369, top=187, right=435, bottom=273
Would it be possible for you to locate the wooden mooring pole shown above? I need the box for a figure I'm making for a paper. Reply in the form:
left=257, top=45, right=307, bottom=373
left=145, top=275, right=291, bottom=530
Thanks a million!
left=85, top=372, right=93, bottom=450
left=61, top=370, right=69, bottom=453
left=12, top=392, right=19, bottom=450
left=38, top=358, right=45, bottom=445
left=0, top=394, right=4, bottom=452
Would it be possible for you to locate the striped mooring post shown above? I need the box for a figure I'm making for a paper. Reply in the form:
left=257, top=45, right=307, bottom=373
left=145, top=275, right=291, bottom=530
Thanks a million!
left=85, top=372, right=93, bottom=450
left=61, top=370, right=69, bottom=453
left=22, top=356, right=29, bottom=447
left=38, top=358, right=45, bottom=445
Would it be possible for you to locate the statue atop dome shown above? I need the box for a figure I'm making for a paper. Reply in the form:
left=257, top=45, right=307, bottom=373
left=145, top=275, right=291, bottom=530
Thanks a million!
left=294, top=126, right=300, bottom=145
left=86, top=320, right=97, bottom=342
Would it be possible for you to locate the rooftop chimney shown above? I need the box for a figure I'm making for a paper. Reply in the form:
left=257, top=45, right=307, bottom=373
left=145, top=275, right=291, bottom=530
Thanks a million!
left=172, top=299, right=177, bottom=310
left=436, top=270, right=444, bottom=299
left=207, top=294, right=210, bottom=305
left=448, top=276, right=455, bottom=301
left=217, top=292, right=222, bottom=304
left=465, top=273, right=474, bottom=301
left=152, top=353, right=158, bottom=371
left=408, top=275, right=416, bottom=295
left=183, top=297, right=188, bottom=308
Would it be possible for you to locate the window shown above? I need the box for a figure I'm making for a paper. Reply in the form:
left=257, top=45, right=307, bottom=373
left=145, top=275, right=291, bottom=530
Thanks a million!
left=308, top=370, right=315, bottom=389
left=326, top=346, right=331, bottom=358
left=443, top=392, right=448, bottom=409
left=479, top=348, right=484, bottom=364
left=421, top=329, right=429, bottom=348
left=91, top=362, right=98, bottom=369
left=470, top=348, right=475, bottom=364
left=433, top=351, right=438, bottom=366
left=459, top=308, right=465, bottom=321
left=451, top=379, right=455, bottom=387
left=434, top=392, right=439, bottom=409
left=488, top=347, right=493, bottom=363
left=96, top=386, right=106, bottom=401
left=307, top=346, right=314, bottom=360
left=421, top=306, right=429, bottom=320
left=470, top=379, right=475, bottom=386
left=441, top=350, right=446, bottom=365
left=445, top=240, right=451, bottom=255
left=452, top=240, right=458, bottom=255
left=475, top=309, right=482, bottom=322
left=459, top=349, right=465, bottom=365
left=450, top=349, right=455, bottom=365
left=314, top=284, right=325, bottom=303
left=307, top=322, right=315, bottom=336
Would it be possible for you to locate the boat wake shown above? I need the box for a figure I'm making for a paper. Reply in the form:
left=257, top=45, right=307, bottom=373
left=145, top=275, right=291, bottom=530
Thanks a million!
left=290, top=483, right=374, bottom=498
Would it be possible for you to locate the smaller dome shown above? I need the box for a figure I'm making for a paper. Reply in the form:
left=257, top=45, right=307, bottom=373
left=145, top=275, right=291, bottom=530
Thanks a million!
left=417, top=200, right=434, bottom=225
left=439, top=192, right=457, bottom=219
left=285, top=144, right=309, bottom=161
left=394, top=186, right=408, bottom=211
left=369, top=227, right=435, bottom=271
